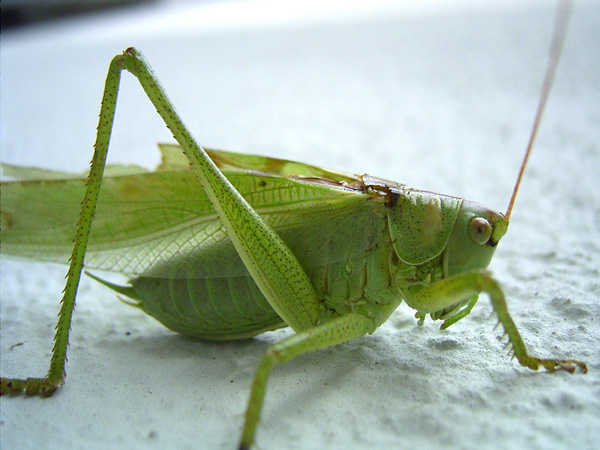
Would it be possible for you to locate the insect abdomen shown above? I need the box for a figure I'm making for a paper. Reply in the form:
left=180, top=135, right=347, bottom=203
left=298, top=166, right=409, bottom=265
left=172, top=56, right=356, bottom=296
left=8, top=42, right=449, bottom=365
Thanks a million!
left=130, top=275, right=285, bottom=340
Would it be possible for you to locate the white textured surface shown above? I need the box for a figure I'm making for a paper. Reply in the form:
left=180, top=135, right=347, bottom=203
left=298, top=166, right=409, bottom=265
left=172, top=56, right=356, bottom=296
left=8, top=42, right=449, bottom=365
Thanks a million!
left=1, top=1, right=599, bottom=449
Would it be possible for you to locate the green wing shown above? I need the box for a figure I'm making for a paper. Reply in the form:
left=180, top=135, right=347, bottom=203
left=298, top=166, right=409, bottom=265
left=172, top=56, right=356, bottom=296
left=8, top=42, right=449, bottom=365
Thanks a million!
left=1, top=146, right=385, bottom=279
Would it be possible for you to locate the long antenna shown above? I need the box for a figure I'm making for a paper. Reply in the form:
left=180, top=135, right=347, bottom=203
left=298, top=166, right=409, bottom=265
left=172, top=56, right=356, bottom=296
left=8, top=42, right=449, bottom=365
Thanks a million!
left=504, top=0, right=573, bottom=221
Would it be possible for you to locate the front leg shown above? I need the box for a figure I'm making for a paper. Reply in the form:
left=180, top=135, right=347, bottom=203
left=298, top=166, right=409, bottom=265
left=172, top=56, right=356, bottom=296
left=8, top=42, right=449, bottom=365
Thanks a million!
left=406, top=271, right=587, bottom=373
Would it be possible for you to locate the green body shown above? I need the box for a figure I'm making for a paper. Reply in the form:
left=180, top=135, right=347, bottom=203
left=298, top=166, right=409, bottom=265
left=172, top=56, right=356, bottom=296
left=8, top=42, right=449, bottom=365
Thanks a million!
left=1, top=145, right=503, bottom=339
left=0, top=47, right=585, bottom=450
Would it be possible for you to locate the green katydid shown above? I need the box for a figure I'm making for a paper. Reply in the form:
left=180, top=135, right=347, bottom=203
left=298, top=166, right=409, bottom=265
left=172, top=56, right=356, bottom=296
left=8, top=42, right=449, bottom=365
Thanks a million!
left=0, top=3, right=588, bottom=450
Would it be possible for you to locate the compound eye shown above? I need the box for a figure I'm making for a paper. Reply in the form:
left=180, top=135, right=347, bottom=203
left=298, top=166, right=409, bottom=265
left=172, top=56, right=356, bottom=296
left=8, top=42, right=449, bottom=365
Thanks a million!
left=468, top=217, right=492, bottom=245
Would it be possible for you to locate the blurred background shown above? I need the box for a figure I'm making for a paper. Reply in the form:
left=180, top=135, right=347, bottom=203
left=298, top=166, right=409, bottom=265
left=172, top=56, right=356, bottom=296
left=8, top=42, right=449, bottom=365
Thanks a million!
left=2, top=0, right=153, bottom=29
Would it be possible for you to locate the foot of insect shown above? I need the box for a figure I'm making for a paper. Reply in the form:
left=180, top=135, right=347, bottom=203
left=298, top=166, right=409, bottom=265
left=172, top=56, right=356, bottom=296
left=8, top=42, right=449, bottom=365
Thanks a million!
left=0, top=376, right=60, bottom=397
left=515, top=355, right=587, bottom=373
